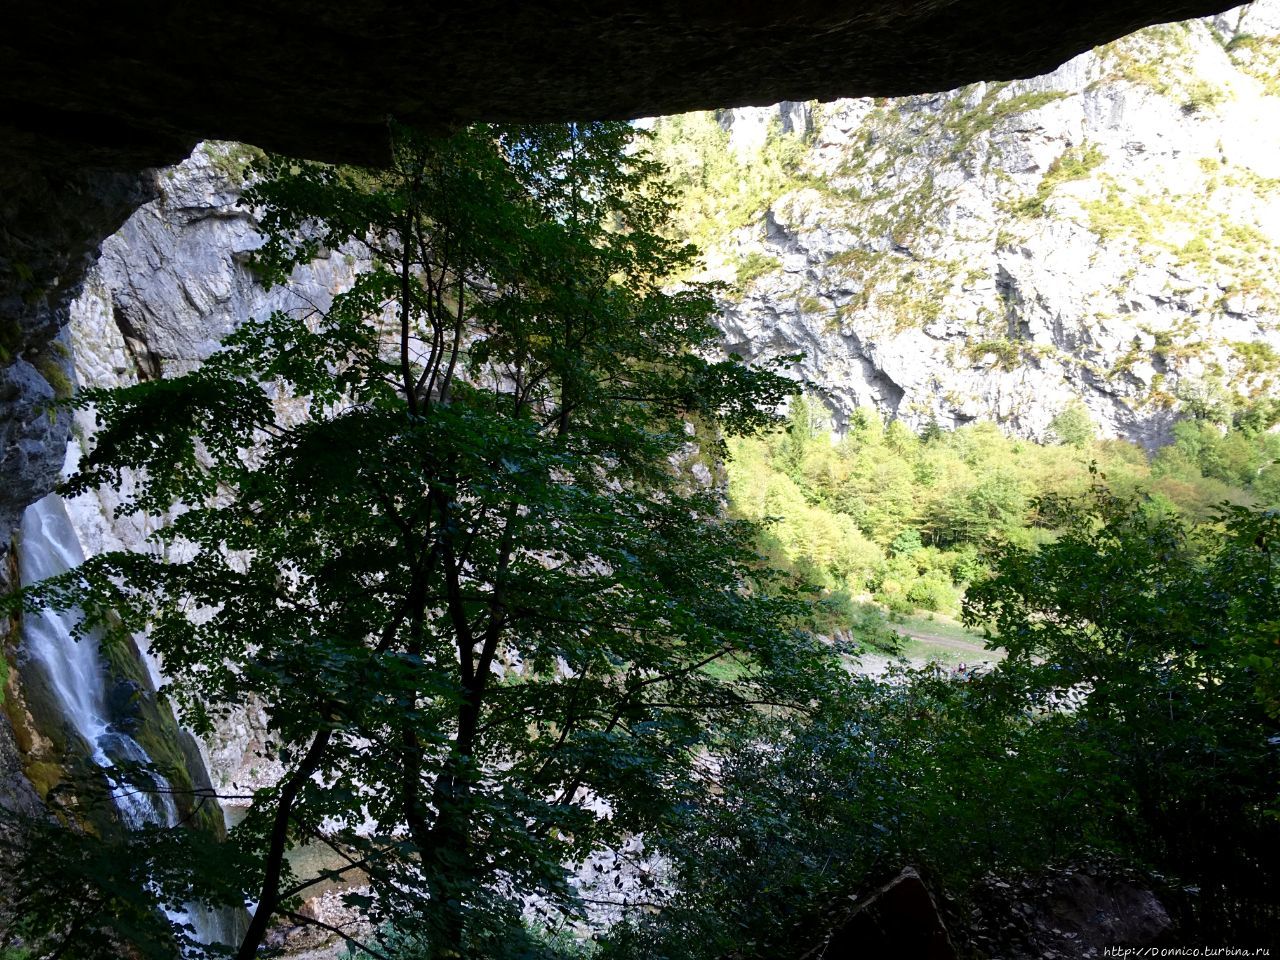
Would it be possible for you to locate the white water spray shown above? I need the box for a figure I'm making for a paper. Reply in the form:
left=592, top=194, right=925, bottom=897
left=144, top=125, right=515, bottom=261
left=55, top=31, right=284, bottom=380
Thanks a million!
left=18, top=493, right=239, bottom=951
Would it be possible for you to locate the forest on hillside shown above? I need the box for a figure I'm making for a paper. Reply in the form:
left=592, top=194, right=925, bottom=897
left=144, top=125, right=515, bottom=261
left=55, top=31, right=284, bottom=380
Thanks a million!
left=729, top=394, right=1280, bottom=631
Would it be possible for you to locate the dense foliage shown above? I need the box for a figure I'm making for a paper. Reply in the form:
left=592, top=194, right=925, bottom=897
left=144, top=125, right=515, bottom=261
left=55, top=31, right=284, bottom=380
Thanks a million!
left=646, top=112, right=810, bottom=257
left=5, top=111, right=1279, bottom=960
left=968, top=488, right=1280, bottom=936
left=5, top=123, right=832, bottom=959
left=599, top=488, right=1280, bottom=958
left=728, top=394, right=1280, bottom=623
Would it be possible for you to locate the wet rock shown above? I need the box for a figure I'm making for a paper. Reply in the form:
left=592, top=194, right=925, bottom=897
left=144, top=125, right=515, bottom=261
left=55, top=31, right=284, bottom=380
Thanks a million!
left=104, top=677, right=145, bottom=731
left=0, top=355, right=71, bottom=553
left=58, top=143, right=368, bottom=792
left=265, top=887, right=374, bottom=960
left=1035, top=872, right=1172, bottom=953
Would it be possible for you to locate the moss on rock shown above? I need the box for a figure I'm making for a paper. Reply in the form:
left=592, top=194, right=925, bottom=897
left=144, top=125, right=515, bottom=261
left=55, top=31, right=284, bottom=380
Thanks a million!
left=98, top=628, right=221, bottom=833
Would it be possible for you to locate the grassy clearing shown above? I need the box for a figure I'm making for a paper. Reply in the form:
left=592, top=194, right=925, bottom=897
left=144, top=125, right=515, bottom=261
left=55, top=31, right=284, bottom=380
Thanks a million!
left=891, top=611, right=1003, bottom=666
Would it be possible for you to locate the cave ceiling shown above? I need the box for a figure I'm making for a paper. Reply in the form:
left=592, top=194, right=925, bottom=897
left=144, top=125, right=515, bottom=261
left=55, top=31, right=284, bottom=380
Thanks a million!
left=2, top=0, right=1242, bottom=171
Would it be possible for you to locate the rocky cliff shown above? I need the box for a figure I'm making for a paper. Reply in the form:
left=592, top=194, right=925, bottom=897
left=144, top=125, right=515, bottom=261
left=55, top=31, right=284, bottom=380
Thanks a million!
left=56, top=144, right=369, bottom=790
left=671, top=0, right=1280, bottom=446
left=4, top=4, right=1276, bottom=554
left=3, top=3, right=1245, bottom=563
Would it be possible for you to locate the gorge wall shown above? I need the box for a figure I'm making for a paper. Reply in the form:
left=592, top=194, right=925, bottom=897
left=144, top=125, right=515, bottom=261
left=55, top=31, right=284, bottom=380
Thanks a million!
left=1, top=0, right=1269, bottom=548
left=7, top=1, right=1241, bottom=547
left=672, top=0, right=1280, bottom=446
left=57, top=145, right=369, bottom=791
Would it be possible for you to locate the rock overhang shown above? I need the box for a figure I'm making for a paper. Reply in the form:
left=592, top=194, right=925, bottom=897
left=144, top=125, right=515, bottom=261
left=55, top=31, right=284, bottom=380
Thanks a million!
left=0, top=0, right=1245, bottom=171
left=0, top=0, right=1251, bottom=539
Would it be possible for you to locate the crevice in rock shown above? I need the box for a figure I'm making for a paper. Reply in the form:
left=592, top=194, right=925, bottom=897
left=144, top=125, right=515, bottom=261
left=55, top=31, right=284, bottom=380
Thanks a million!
left=111, top=304, right=162, bottom=381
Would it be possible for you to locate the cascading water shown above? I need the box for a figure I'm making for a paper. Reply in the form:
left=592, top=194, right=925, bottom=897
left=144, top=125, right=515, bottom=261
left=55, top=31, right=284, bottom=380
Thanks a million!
left=18, top=493, right=241, bottom=952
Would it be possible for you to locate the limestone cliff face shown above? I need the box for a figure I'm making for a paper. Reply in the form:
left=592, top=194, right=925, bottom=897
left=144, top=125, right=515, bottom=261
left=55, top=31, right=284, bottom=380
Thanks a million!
left=692, top=0, right=1280, bottom=446
left=1, top=1, right=1246, bottom=557
left=60, top=144, right=368, bottom=790
left=0, top=167, right=159, bottom=554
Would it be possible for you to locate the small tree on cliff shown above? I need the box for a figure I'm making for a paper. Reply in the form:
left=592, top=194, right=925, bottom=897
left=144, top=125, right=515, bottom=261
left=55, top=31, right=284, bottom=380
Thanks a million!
left=19, top=122, right=834, bottom=957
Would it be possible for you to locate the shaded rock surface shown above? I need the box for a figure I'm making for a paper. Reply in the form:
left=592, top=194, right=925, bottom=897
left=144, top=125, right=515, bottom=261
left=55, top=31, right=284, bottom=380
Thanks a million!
left=693, top=0, right=1280, bottom=446
left=0, top=1, right=1245, bottom=175
left=0, top=165, right=158, bottom=548
left=0, top=354, right=71, bottom=549
left=0, top=668, right=42, bottom=820
left=60, top=144, right=369, bottom=790
left=958, top=869, right=1174, bottom=959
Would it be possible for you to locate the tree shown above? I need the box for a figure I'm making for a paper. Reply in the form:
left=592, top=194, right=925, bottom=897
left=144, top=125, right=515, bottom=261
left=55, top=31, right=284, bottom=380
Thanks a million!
left=926, top=470, right=1026, bottom=547
left=965, top=486, right=1280, bottom=941
left=1047, top=400, right=1095, bottom=448
left=12, top=123, right=832, bottom=958
left=602, top=487, right=1280, bottom=959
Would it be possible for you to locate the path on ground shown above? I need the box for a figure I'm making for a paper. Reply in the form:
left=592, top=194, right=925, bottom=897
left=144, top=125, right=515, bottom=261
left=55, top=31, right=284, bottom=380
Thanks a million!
left=849, top=624, right=1001, bottom=677
left=897, top=627, right=1001, bottom=658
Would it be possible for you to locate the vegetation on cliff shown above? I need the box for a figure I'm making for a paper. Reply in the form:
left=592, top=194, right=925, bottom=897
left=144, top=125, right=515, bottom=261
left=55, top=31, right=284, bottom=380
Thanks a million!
left=646, top=5, right=1280, bottom=445
left=6, top=9, right=1280, bottom=951
left=601, top=489, right=1280, bottom=958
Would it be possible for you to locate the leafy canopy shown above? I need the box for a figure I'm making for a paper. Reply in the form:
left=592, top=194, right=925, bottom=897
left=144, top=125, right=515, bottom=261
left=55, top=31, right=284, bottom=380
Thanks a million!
left=12, top=122, right=834, bottom=959
left=602, top=488, right=1280, bottom=958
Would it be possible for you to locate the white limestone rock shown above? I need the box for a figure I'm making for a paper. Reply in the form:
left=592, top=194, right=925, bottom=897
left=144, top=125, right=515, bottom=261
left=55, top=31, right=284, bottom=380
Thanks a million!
left=704, top=0, right=1280, bottom=447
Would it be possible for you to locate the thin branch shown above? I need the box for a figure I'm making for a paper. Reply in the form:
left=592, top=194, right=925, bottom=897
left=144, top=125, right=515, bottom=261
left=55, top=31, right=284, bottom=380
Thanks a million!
left=281, top=910, right=392, bottom=960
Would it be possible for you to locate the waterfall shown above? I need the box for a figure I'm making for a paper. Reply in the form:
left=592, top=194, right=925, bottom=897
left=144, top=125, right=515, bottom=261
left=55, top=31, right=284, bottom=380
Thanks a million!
left=18, top=493, right=241, bottom=952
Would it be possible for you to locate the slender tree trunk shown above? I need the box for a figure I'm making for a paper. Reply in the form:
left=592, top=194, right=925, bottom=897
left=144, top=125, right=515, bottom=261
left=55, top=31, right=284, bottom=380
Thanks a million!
left=235, top=729, right=333, bottom=960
